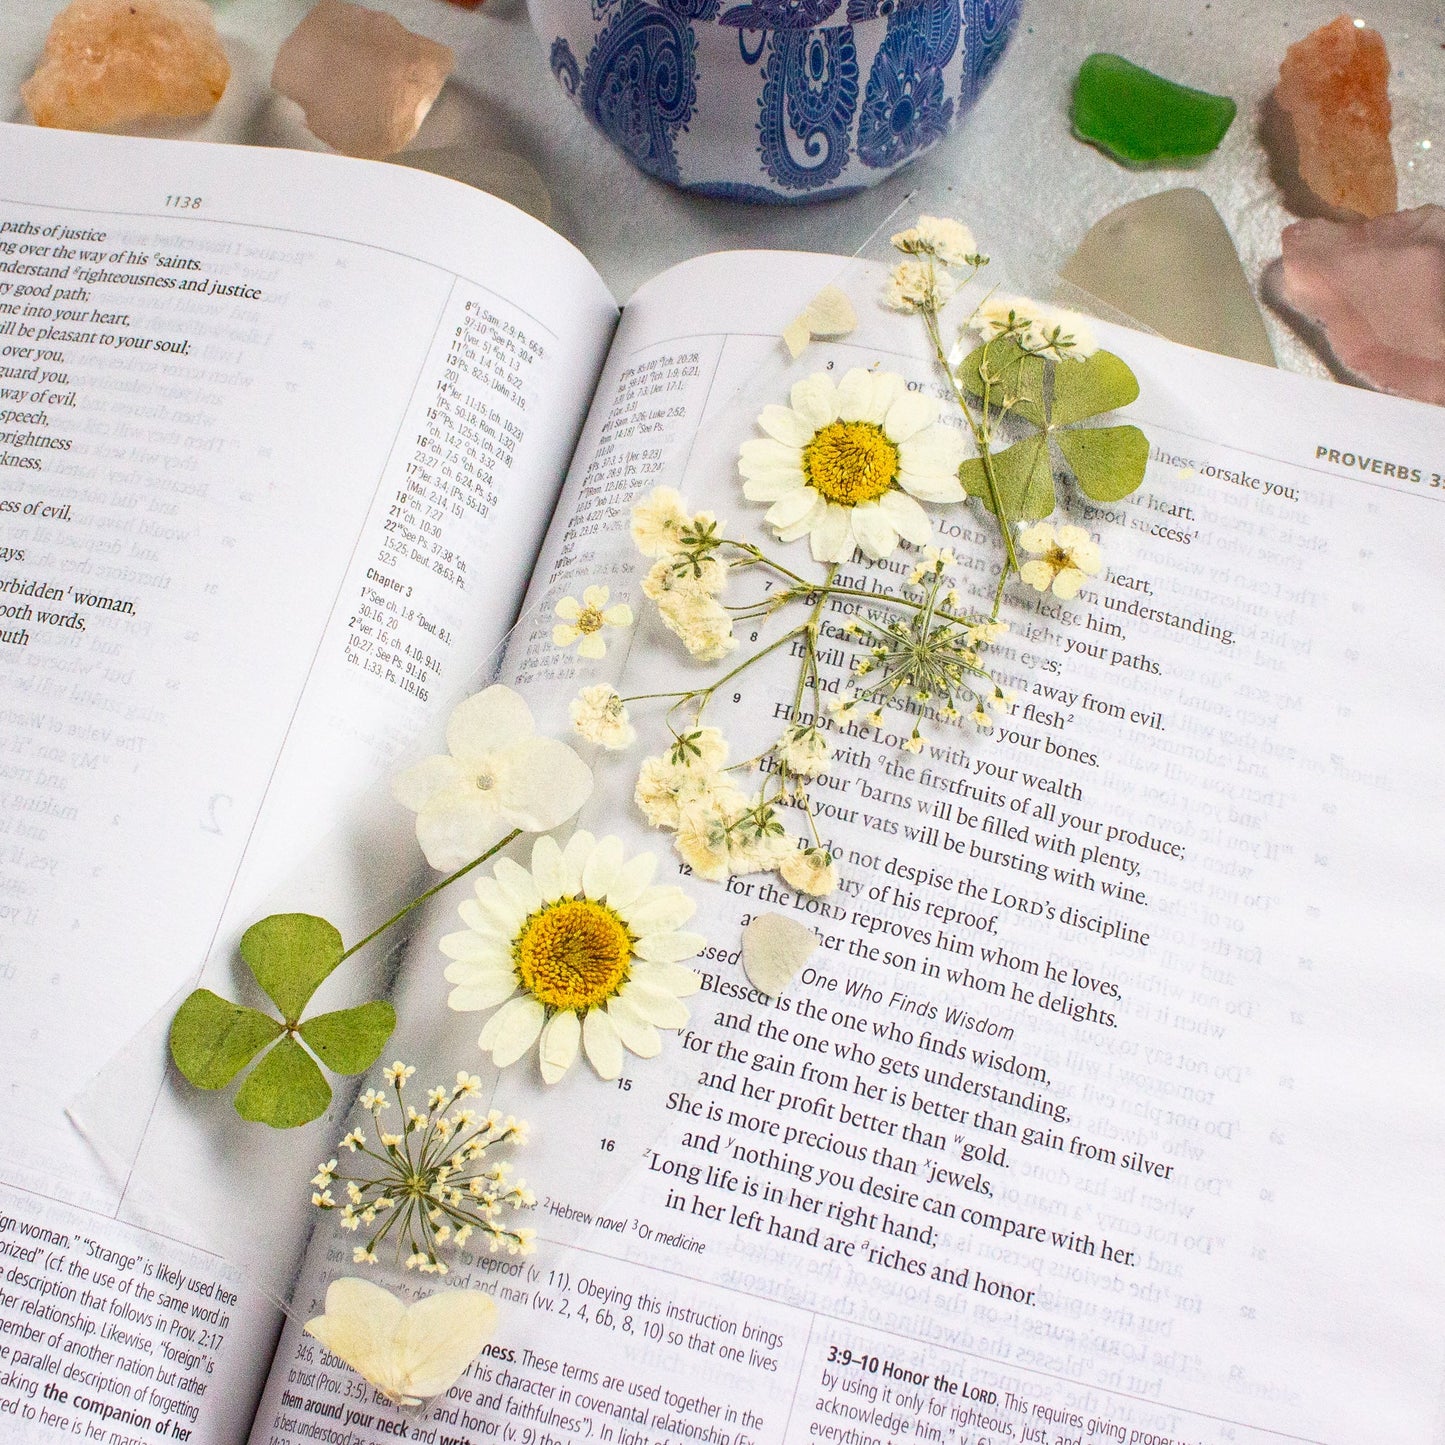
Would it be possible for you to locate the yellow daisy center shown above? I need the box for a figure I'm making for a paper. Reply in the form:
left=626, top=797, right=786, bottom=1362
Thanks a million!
left=576, top=607, right=606, bottom=634
left=514, top=897, right=632, bottom=1010
left=802, top=420, right=899, bottom=506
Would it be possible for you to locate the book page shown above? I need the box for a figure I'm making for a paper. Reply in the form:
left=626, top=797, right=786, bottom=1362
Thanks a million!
left=0, top=124, right=617, bottom=1441
left=254, top=250, right=1445, bottom=1445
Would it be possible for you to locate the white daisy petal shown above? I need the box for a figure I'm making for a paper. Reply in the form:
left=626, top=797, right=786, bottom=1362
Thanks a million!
left=448, top=976, right=520, bottom=1013
left=530, top=835, right=568, bottom=900
left=851, top=504, right=899, bottom=561
left=739, top=437, right=803, bottom=473
left=765, top=487, right=823, bottom=531
left=443, top=956, right=515, bottom=989
left=742, top=470, right=808, bottom=503
left=634, top=929, right=705, bottom=964
left=623, top=890, right=696, bottom=935
left=606, top=852, right=658, bottom=911
left=538, top=1010, right=581, bottom=1084
left=882, top=392, right=940, bottom=443
left=837, top=368, right=904, bottom=423
left=619, top=981, right=691, bottom=1030
left=478, top=997, right=545, bottom=1067
left=757, top=403, right=816, bottom=447
left=876, top=489, right=934, bottom=546
left=631, top=960, right=702, bottom=997
left=607, top=998, right=662, bottom=1058
left=560, top=831, right=595, bottom=895
left=788, top=372, right=840, bottom=429
left=775, top=491, right=827, bottom=543
left=494, top=858, right=544, bottom=916
left=810, top=504, right=854, bottom=563
left=439, top=929, right=508, bottom=965
left=582, top=835, right=625, bottom=899
left=582, top=1010, right=625, bottom=1079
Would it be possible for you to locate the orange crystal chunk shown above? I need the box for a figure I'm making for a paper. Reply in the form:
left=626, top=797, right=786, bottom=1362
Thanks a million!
left=1275, top=14, right=1397, bottom=220
left=21, top=0, right=230, bottom=131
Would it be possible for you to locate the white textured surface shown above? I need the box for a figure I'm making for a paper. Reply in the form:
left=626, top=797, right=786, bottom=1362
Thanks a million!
left=0, top=0, right=1440, bottom=375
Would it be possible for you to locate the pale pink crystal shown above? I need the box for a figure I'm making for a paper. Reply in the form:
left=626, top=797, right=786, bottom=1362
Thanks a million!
left=271, top=0, right=455, bottom=161
left=1277, top=206, right=1445, bottom=407
left=1275, top=15, right=1397, bottom=220
left=21, top=0, right=230, bottom=131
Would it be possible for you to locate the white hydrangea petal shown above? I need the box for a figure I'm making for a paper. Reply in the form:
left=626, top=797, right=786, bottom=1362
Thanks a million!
left=414, top=795, right=504, bottom=872
left=445, top=686, right=535, bottom=764
left=606, top=998, right=662, bottom=1057
left=1017, top=522, right=1056, bottom=555
left=582, top=1009, right=625, bottom=1080
left=756, top=404, right=816, bottom=447
left=391, top=754, right=467, bottom=812
left=602, top=604, right=633, bottom=627
left=538, top=1010, right=581, bottom=1084
left=447, top=974, right=520, bottom=1013
left=876, top=489, right=935, bottom=546
left=852, top=504, right=899, bottom=560
left=619, top=981, right=691, bottom=1030
left=582, top=835, right=625, bottom=899
left=494, top=857, right=544, bottom=916
left=810, top=504, right=855, bottom=563
left=634, top=929, right=705, bottom=964
left=788, top=372, right=839, bottom=429
left=882, top=392, right=939, bottom=443
left=491, top=737, right=593, bottom=831
left=478, top=996, right=545, bottom=1067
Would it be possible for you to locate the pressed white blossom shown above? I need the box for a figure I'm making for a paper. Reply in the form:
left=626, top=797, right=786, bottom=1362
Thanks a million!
left=883, top=259, right=958, bottom=314
left=570, top=684, right=636, bottom=750
left=673, top=793, right=794, bottom=881
left=738, top=368, right=966, bottom=564
left=890, top=216, right=980, bottom=267
left=778, top=844, right=838, bottom=896
left=973, top=294, right=1098, bottom=361
left=775, top=724, right=831, bottom=778
left=304, top=1278, right=498, bottom=1408
left=656, top=589, right=736, bottom=661
left=741, top=913, right=820, bottom=997
left=642, top=555, right=727, bottom=600
left=1017, top=522, right=1102, bottom=599
left=630, top=488, right=692, bottom=557
left=392, top=686, right=593, bottom=871
left=442, top=832, right=703, bottom=1083
left=553, top=585, right=634, bottom=659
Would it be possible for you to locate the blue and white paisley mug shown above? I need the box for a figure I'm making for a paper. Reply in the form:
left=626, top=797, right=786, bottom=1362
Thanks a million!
left=534, top=0, right=1023, bottom=201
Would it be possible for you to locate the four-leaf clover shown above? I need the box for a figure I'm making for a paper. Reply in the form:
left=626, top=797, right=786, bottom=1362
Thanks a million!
left=170, top=914, right=395, bottom=1129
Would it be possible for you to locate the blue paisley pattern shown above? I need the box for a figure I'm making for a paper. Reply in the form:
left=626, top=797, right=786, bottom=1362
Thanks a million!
left=720, top=0, right=840, bottom=29
left=578, top=0, right=699, bottom=185
left=690, top=179, right=867, bottom=203
left=756, top=27, right=859, bottom=190
left=959, top=0, right=1021, bottom=104
left=855, top=0, right=959, bottom=169
left=550, top=37, right=582, bottom=96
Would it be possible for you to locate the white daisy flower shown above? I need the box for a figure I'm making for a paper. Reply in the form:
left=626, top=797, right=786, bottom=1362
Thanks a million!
left=553, top=585, right=633, bottom=659
left=392, top=686, right=593, bottom=872
left=441, top=832, right=704, bottom=1083
left=1017, top=522, right=1102, bottom=600
left=737, top=368, right=966, bottom=564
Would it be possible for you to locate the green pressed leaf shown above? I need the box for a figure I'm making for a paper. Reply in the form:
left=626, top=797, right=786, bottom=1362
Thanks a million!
left=1049, top=349, right=1140, bottom=427
left=957, top=338, right=1045, bottom=426
left=1056, top=424, right=1151, bottom=502
left=960, top=435, right=1055, bottom=524
left=234, top=1036, right=332, bottom=1129
left=240, top=913, right=344, bottom=1025
left=169, top=989, right=283, bottom=1089
left=299, top=1001, right=397, bottom=1075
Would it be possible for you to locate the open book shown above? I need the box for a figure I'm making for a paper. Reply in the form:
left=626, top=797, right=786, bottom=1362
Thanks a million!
left=2, top=122, right=1444, bottom=1445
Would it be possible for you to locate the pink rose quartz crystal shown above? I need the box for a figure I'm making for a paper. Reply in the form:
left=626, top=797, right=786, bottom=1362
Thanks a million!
left=1277, top=206, right=1445, bottom=407
left=1275, top=15, right=1397, bottom=220
left=271, top=0, right=455, bottom=161
left=21, top=0, right=230, bottom=131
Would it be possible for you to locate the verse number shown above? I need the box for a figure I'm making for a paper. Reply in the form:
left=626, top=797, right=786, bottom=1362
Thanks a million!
left=600, top=1138, right=615, bottom=1152
left=166, top=194, right=203, bottom=209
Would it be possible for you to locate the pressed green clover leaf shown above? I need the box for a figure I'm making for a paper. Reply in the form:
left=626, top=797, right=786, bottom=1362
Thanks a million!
left=168, top=913, right=396, bottom=1130
left=959, top=340, right=1149, bottom=519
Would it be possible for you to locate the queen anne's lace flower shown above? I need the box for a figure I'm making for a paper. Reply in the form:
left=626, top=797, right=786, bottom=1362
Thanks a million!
left=392, top=687, right=593, bottom=871
left=1017, top=522, right=1102, bottom=600
left=442, top=832, right=703, bottom=1083
left=553, top=586, right=633, bottom=658
left=738, top=368, right=966, bottom=564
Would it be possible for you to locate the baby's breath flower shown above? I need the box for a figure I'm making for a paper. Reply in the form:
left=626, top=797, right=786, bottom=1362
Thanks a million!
left=884, top=259, right=957, bottom=314
left=630, top=488, right=692, bottom=557
left=775, top=724, right=832, bottom=779
left=359, top=1089, right=387, bottom=1113
left=890, top=216, right=980, bottom=268
left=656, top=589, right=736, bottom=661
left=570, top=684, right=636, bottom=750
left=314, top=1064, right=536, bottom=1274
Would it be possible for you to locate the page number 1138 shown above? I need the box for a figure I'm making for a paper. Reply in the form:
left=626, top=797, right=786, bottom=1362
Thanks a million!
left=165, top=194, right=203, bottom=209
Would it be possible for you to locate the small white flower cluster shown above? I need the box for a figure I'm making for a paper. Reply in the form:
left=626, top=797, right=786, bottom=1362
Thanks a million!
left=314, top=1065, right=536, bottom=1275
left=632, top=489, right=736, bottom=661
left=635, top=727, right=837, bottom=896
left=570, top=683, right=636, bottom=750
left=884, top=216, right=985, bottom=316
left=972, top=294, right=1097, bottom=363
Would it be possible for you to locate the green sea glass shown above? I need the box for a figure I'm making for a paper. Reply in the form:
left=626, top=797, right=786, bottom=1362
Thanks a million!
left=1072, top=54, right=1236, bottom=165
